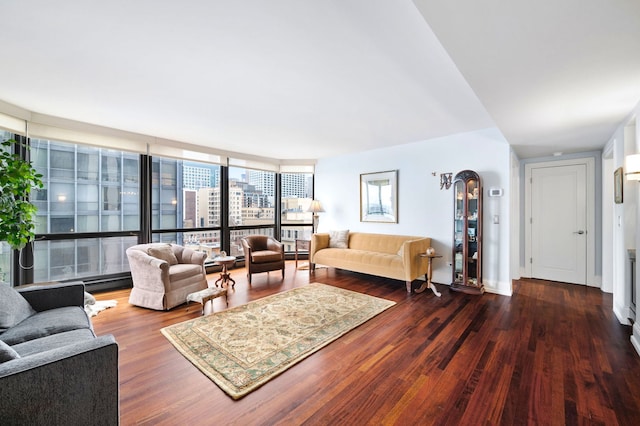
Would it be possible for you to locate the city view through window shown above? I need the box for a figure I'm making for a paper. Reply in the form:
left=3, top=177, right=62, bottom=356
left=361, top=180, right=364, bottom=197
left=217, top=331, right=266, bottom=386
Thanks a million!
left=0, top=135, right=314, bottom=284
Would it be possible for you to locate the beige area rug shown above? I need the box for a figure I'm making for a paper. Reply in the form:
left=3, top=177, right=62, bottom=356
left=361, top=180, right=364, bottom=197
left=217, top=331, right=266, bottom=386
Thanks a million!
left=161, top=282, right=395, bottom=399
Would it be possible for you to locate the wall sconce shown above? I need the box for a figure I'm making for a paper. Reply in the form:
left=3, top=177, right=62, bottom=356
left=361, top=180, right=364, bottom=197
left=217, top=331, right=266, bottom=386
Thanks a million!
left=440, top=173, right=453, bottom=190
left=307, top=200, right=325, bottom=234
left=625, top=154, right=640, bottom=180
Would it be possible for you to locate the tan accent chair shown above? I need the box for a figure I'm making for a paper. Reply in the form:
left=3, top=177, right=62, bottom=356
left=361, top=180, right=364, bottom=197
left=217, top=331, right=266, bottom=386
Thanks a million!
left=126, top=243, right=208, bottom=310
left=240, top=235, right=285, bottom=284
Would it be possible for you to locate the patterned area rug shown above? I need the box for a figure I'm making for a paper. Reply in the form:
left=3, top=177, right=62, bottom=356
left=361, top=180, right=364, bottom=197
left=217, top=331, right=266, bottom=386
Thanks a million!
left=161, top=282, right=395, bottom=399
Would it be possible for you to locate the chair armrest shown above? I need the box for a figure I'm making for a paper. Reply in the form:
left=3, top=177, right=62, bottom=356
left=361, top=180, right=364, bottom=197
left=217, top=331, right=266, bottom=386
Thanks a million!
left=17, top=282, right=85, bottom=312
left=0, top=334, right=119, bottom=424
left=126, top=249, right=170, bottom=290
left=310, top=233, right=330, bottom=262
left=400, top=237, right=432, bottom=281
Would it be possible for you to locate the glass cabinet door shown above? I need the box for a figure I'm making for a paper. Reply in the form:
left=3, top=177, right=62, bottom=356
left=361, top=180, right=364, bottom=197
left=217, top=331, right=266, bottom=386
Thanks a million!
left=451, top=170, right=484, bottom=295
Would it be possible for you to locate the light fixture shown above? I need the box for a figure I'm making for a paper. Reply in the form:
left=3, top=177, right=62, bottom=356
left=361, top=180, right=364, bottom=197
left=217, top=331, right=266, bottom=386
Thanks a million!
left=625, top=154, right=640, bottom=180
left=57, top=194, right=67, bottom=202
left=306, top=200, right=325, bottom=234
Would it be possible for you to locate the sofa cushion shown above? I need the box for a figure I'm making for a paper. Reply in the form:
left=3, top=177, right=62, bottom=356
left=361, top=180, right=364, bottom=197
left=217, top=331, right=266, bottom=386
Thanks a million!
left=251, top=250, right=282, bottom=264
left=0, top=339, right=20, bottom=363
left=0, top=283, right=37, bottom=333
left=11, top=328, right=96, bottom=357
left=0, top=306, right=92, bottom=345
left=329, top=230, right=349, bottom=248
left=149, top=244, right=179, bottom=265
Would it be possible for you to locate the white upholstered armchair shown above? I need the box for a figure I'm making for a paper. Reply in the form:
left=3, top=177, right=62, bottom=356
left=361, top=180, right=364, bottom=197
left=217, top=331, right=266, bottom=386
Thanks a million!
left=126, top=243, right=208, bottom=310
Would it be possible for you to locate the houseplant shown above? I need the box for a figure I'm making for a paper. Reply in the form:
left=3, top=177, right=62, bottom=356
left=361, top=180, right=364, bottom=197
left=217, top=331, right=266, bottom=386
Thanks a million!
left=0, top=139, right=43, bottom=281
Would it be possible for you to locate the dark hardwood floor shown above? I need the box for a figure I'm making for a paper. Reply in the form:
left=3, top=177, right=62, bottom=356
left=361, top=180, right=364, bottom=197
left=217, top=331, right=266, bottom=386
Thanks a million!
left=91, top=262, right=640, bottom=425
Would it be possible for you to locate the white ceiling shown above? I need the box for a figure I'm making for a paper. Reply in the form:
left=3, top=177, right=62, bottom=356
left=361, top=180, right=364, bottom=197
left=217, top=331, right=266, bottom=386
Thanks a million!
left=0, top=0, right=639, bottom=160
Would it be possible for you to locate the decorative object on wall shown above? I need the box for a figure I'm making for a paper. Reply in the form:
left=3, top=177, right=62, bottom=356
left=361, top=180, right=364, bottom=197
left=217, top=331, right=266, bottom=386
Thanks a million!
left=306, top=200, right=325, bottom=233
left=360, top=170, right=398, bottom=223
left=614, top=167, right=624, bottom=204
left=440, top=172, right=453, bottom=190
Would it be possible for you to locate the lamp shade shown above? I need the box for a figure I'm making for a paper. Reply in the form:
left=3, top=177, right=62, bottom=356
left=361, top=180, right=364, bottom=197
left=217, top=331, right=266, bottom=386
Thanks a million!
left=307, top=200, right=325, bottom=213
left=625, top=154, right=640, bottom=180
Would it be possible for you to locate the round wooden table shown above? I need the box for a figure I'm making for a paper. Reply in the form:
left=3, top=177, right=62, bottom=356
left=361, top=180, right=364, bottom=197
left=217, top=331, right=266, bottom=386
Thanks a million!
left=415, top=253, right=442, bottom=297
left=213, top=256, right=236, bottom=288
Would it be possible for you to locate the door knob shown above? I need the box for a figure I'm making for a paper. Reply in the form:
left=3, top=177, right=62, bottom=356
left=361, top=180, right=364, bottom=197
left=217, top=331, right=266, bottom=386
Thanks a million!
left=574, top=230, right=585, bottom=234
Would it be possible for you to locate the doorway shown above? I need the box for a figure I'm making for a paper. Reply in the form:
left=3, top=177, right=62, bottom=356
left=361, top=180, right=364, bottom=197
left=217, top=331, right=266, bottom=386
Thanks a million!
left=524, top=158, right=596, bottom=286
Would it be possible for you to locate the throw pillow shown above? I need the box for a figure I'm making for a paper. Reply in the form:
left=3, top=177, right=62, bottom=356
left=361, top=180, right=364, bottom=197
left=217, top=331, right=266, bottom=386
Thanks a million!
left=0, top=339, right=20, bottom=363
left=0, top=283, right=37, bottom=332
left=148, top=244, right=179, bottom=265
left=329, top=230, right=349, bottom=248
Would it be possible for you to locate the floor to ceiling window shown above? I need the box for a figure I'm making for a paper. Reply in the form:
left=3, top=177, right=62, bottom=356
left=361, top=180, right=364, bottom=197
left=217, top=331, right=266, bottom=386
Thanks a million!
left=280, top=172, right=314, bottom=251
left=30, top=139, right=140, bottom=282
left=0, top=130, right=12, bottom=283
left=0, top=128, right=314, bottom=287
left=228, top=166, right=276, bottom=257
left=151, top=157, right=222, bottom=261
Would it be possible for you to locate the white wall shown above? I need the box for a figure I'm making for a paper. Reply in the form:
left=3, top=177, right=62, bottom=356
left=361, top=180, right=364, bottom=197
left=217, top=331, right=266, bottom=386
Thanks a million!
left=314, top=127, right=513, bottom=296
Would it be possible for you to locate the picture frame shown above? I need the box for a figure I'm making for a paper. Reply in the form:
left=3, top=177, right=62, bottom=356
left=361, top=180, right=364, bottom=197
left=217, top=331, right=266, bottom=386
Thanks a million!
left=614, top=167, right=623, bottom=204
left=360, top=170, right=398, bottom=223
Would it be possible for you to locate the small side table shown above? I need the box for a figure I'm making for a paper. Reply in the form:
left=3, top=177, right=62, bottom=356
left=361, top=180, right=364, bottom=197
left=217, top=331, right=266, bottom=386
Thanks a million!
left=213, top=255, right=236, bottom=288
left=416, top=253, right=442, bottom=297
left=295, top=239, right=311, bottom=268
left=186, top=287, right=227, bottom=315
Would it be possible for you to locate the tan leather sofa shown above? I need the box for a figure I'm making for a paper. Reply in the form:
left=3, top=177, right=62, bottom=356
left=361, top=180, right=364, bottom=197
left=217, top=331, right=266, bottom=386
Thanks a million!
left=310, top=232, right=431, bottom=293
left=126, top=243, right=208, bottom=310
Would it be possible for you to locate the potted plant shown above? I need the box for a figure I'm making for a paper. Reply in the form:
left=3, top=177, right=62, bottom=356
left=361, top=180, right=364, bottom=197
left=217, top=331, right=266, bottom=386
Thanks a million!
left=0, top=139, right=43, bottom=282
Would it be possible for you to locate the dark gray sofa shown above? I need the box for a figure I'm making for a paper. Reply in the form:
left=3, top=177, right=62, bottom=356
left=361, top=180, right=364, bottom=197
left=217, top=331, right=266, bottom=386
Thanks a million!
left=0, top=282, right=119, bottom=425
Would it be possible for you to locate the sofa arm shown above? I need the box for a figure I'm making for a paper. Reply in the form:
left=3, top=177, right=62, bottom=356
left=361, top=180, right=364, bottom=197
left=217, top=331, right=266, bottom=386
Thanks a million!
left=400, top=237, right=432, bottom=281
left=0, top=334, right=119, bottom=425
left=310, top=233, right=330, bottom=263
left=17, top=281, right=85, bottom=312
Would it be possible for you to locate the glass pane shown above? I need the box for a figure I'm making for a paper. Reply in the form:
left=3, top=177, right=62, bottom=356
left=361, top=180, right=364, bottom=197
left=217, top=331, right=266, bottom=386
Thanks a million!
left=33, top=236, right=138, bottom=282
left=230, top=228, right=273, bottom=257
left=0, top=133, right=10, bottom=280
left=152, top=158, right=221, bottom=230
left=454, top=180, right=465, bottom=282
left=31, top=139, right=140, bottom=233
left=280, top=226, right=312, bottom=251
left=0, top=241, right=11, bottom=283
left=281, top=172, right=313, bottom=226
left=229, top=167, right=275, bottom=226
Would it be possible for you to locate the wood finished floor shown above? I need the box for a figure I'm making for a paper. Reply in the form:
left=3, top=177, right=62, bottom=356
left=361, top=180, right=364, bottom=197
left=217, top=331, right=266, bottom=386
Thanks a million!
left=91, top=262, right=640, bottom=425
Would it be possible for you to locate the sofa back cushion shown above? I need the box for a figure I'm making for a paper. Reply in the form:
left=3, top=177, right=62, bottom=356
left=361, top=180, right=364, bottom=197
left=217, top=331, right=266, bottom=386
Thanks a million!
left=148, top=244, right=179, bottom=265
left=347, top=233, right=423, bottom=255
left=329, top=230, right=349, bottom=248
left=0, top=284, right=36, bottom=333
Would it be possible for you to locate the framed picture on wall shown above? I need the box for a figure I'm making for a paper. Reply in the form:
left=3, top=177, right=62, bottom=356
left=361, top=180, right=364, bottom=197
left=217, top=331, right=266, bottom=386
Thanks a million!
left=614, top=167, right=623, bottom=204
left=360, top=170, right=398, bottom=223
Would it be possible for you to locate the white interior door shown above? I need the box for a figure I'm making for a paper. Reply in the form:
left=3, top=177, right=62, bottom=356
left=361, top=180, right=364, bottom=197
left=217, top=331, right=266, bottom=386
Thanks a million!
left=530, top=164, right=587, bottom=284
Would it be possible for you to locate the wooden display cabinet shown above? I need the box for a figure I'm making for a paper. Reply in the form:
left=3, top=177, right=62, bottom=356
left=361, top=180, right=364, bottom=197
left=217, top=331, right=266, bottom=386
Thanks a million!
left=451, top=170, right=484, bottom=294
